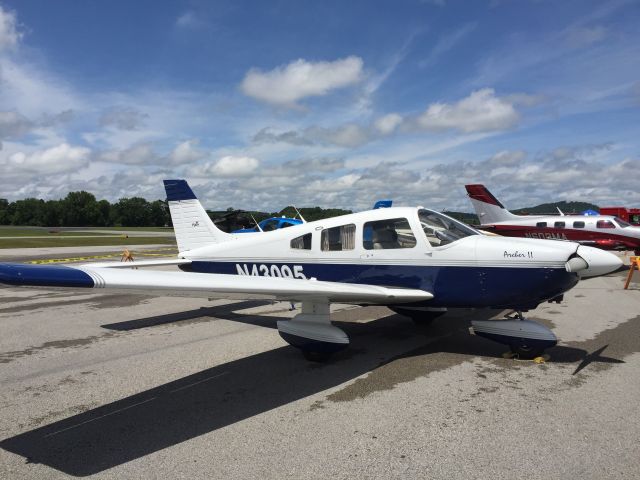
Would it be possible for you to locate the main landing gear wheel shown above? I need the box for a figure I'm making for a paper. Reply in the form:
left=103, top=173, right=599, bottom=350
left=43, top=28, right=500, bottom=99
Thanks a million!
left=509, top=342, right=545, bottom=360
left=277, top=301, right=349, bottom=362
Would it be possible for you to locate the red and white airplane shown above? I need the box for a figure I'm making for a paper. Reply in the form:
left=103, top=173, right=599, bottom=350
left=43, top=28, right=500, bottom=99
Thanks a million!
left=465, top=184, right=640, bottom=255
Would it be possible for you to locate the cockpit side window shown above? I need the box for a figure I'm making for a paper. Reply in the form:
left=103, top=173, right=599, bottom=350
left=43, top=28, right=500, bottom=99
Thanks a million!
left=321, top=224, right=356, bottom=251
left=418, top=209, right=478, bottom=247
left=363, top=218, right=416, bottom=250
left=614, top=217, right=631, bottom=228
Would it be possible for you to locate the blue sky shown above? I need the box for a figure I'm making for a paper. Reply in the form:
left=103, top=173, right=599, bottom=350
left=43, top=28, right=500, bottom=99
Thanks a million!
left=1, top=0, right=639, bottom=211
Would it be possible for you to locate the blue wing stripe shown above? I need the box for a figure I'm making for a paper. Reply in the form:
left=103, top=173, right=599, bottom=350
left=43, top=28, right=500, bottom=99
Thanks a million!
left=0, top=263, right=94, bottom=288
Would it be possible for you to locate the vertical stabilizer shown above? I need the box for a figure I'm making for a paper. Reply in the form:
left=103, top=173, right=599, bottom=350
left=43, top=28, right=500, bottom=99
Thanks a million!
left=465, top=184, right=520, bottom=225
left=163, top=180, right=232, bottom=252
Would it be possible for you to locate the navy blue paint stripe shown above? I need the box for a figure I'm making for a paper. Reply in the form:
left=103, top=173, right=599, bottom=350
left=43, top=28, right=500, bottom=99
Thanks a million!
left=0, top=263, right=94, bottom=288
left=163, top=179, right=197, bottom=201
left=180, top=260, right=579, bottom=310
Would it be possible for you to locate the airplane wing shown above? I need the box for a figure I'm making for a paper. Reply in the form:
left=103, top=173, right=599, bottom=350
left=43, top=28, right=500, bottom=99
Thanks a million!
left=0, top=263, right=433, bottom=305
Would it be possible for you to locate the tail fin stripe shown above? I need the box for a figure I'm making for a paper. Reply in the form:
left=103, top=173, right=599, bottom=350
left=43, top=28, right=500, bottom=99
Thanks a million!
left=164, top=180, right=197, bottom=201
left=465, top=184, right=504, bottom=208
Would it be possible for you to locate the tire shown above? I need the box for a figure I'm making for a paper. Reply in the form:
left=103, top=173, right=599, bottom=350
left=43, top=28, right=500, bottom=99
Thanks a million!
left=510, top=343, right=544, bottom=360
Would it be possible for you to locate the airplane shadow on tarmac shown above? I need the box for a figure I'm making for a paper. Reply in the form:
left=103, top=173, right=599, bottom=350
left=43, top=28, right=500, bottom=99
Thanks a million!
left=0, top=307, right=616, bottom=477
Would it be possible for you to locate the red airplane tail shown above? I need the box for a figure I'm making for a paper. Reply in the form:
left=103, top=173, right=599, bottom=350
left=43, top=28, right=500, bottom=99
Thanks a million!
left=465, top=184, right=519, bottom=225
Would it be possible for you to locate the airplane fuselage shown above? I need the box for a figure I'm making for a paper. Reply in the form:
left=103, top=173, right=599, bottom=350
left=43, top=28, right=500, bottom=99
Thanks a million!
left=174, top=206, right=609, bottom=311
left=480, top=215, right=640, bottom=252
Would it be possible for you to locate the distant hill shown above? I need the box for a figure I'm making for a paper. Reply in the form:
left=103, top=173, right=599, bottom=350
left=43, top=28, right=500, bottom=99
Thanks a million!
left=444, top=201, right=601, bottom=227
left=209, top=201, right=603, bottom=232
left=442, top=211, right=480, bottom=225
left=207, top=206, right=353, bottom=232
left=512, top=201, right=599, bottom=215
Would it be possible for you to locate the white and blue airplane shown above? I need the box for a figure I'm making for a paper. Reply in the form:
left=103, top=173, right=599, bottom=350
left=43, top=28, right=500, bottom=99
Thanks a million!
left=0, top=180, right=623, bottom=360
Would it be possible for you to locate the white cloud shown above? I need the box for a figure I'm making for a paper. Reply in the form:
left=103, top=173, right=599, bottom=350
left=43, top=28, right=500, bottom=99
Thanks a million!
left=98, top=143, right=156, bottom=165
left=0, top=111, right=33, bottom=139
left=252, top=88, right=525, bottom=149
left=240, top=56, right=363, bottom=107
left=311, top=124, right=370, bottom=148
left=0, top=58, right=81, bottom=118
left=191, top=155, right=260, bottom=178
left=100, top=107, right=149, bottom=130
left=374, top=113, right=402, bottom=135
left=5, top=143, right=90, bottom=174
left=176, top=11, right=205, bottom=29
left=416, top=88, right=520, bottom=133
left=167, top=139, right=207, bottom=164
left=0, top=5, right=21, bottom=51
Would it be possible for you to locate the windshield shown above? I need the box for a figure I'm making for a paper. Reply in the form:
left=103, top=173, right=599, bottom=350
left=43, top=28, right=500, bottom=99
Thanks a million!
left=614, top=217, right=631, bottom=228
left=418, top=209, right=478, bottom=247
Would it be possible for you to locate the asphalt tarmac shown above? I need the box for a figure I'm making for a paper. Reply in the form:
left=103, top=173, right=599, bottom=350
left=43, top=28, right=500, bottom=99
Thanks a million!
left=0, top=253, right=639, bottom=479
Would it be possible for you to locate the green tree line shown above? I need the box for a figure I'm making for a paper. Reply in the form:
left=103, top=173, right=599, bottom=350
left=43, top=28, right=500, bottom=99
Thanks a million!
left=0, top=192, right=352, bottom=228
left=0, top=192, right=171, bottom=227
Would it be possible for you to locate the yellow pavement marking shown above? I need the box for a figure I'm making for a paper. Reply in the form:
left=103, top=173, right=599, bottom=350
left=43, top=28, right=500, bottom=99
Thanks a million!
left=27, top=248, right=178, bottom=265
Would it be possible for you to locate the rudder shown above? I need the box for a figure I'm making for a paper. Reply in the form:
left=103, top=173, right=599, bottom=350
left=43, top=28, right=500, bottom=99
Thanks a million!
left=164, top=179, right=232, bottom=252
left=465, top=184, right=519, bottom=225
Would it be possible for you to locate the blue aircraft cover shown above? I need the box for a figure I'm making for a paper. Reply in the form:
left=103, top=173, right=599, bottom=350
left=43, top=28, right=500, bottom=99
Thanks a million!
left=582, top=209, right=599, bottom=216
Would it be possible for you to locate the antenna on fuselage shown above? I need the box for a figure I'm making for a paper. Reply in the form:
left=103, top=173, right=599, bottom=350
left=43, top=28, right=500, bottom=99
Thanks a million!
left=292, top=206, right=307, bottom=223
left=557, top=207, right=565, bottom=216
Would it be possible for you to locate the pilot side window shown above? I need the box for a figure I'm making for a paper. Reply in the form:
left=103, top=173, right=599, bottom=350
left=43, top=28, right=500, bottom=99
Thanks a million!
left=321, top=224, right=356, bottom=251
left=573, top=221, right=585, bottom=228
left=290, top=233, right=312, bottom=250
left=536, top=222, right=547, bottom=228
left=418, top=209, right=477, bottom=247
left=597, top=220, right=615, bottom=229
left=363, top=218, right=417, bottom=250
left=614, top=218, right=631, bottom=228
left=554, top=221, right=565, bottom=228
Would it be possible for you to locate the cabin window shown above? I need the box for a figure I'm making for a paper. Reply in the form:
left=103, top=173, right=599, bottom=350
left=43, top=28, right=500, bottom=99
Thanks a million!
left=418, top=209, right=477, bottom=247
left=321, top=224, right=356, bottom=251
left=363, top=218, right=417, bottom=250
left=290, top=233, right=312, bottom=250
left=597, top=220, right=615, bottom=229
left=573, top=221, right=585, bottom=228
left=262, top=219, right=279, bottom=231
left=536, top=222, right=547, bottom=228
left=554, top=221, right=565, bottom=228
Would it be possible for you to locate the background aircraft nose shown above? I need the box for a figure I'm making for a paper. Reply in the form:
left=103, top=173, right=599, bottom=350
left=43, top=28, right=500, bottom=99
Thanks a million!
left=575, top=246, right=623, bottom=278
